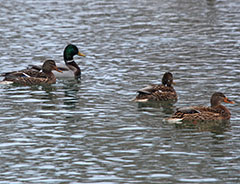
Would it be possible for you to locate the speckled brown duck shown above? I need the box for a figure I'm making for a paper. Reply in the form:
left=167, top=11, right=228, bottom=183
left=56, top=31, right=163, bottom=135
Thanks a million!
left=133, top=72, right=177, bottom=102
left=1, top=60, right=62, bottom=85
left=166, top=92, right=234, bottom=124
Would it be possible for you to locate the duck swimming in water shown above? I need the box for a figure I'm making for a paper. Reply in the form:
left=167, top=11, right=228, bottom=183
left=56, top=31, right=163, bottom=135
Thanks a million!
left=133, top=72, right=177, bottom=102
left=29, top=44, right=85, bottom=80
left=166, top=92, right=234, bottom=124
left=1, top=60, right=62, bottom=85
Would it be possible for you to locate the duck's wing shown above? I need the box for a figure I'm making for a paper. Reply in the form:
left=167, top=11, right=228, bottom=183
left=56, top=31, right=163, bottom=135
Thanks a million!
left=27, top=64, right=42, bottom=71
left=2, top=69, right=47, bottom=81
left=12, top=76, right=54, bottom=85
left=1, top=71, right=30, bottom=78
left=176, top=106, right=201, bottom=114
left=137, top=84, right=159, bottom=94
left=174, top=106, right=221, bottom=120
left=166, top=105, right=227, bottom=124
left=134, top=84, right=177, bottom=102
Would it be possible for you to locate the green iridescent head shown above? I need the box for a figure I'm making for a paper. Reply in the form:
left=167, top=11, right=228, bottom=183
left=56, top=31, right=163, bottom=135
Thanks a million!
left=64, top=44, right=85, bottom=62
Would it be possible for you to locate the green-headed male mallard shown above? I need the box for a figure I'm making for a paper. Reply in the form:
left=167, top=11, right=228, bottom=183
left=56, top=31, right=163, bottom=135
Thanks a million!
left=29, top=44, right=85, bottom=80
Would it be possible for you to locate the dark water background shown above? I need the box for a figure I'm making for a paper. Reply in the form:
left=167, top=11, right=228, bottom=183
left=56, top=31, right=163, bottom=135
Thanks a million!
left=0, top=0, right=240, bottom=183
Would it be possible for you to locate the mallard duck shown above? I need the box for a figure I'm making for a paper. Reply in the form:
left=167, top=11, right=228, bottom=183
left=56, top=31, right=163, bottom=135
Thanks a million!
left=133, top=72, right=177, bottom=102
left=1, top=60, right=62, bottom=85
left=166, top=92, right=234, bottom=124
left=29, top=44, right=85, bottom=80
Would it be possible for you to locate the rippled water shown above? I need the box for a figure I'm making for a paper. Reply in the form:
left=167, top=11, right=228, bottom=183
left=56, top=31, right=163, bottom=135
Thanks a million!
left=0, top=0, right=240, bottom=183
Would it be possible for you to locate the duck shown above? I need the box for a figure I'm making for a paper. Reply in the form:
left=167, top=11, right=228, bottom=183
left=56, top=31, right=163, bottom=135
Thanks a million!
left=133, top=72, right=177, bottom=102
left=1, top=60, right=62, bottom=85
left=166, top=92, right=234, bottom=124
left=28, top=44, right=85, bottom=80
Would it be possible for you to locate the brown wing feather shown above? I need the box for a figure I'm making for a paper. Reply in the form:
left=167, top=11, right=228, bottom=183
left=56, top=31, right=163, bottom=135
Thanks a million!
left=172, top=105, right=231, bottom=121
left=12, top=76, right=55, bottom=85
left=135, top=84, right=177, bottom=101
left=2, top=69, right=47, bottom=80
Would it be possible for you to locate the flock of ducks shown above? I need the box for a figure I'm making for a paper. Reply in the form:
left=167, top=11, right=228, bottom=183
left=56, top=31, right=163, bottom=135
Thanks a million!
left=133, top=72, right=234, bottom=124
left=1, top=44, right=85, bottom=85
left=0, top=44, right=235, bottom=124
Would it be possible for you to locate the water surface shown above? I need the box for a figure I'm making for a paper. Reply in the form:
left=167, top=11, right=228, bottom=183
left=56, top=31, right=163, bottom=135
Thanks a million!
left=0, top=0, right=240, bottom=183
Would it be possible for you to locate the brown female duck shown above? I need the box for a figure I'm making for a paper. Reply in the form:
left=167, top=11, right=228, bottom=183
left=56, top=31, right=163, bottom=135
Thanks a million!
left=1, top=60, right=62, bottom=85
left=166, top=92, right=234, bottom=123
left=133, top=72, right=177, bottom=102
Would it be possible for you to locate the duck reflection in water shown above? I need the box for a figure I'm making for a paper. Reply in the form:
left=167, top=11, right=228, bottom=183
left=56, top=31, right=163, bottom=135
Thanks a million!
left=137, top=100, right=176, bottom=115
left=174, top=119, right=231, bottom=134
left=62, top=81, right=82, bottom=109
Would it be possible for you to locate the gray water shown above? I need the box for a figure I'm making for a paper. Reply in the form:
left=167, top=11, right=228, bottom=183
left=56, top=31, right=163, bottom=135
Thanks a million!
left=0, top=0, right=240, bottom=183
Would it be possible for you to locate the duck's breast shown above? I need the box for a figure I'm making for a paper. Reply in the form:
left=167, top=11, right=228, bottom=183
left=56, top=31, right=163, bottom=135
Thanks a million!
left=53, top=63, right=74, bottom=78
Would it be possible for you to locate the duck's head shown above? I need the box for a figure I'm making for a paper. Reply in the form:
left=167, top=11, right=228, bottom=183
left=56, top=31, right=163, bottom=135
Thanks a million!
left=42, top=60, right=62, bottom=73
left=64, top=44, right=85, bottom=62
left=210, top=92, right=234, bottom=107
left=162, top=72, right=175, bottom=87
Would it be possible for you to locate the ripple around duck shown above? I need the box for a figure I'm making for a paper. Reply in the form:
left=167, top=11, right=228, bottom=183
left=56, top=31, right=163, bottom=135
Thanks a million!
left=0, top=0, right=240, bottom=183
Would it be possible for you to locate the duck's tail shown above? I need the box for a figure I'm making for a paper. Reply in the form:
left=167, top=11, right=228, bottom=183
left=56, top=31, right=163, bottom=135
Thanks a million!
left=131, top=97, right=149, bottom=102
left=0, top=81, right=14, bottom=85
left=164, top=118, right=183, bottom=124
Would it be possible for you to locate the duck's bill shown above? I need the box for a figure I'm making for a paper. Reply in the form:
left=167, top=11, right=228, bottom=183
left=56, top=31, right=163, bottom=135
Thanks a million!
left=224, top=97, right=234, bottom=104
left=78, top=51, right=86, bottom=57
left=54, top=66, right=63, bottom=73
left=172, top=81, right=176, bottom=85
